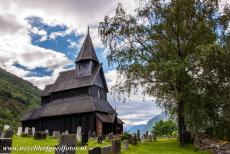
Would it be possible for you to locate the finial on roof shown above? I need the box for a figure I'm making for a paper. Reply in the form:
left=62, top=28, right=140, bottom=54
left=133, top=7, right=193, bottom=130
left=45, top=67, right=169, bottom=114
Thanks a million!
left=87, top=26, right=90, bottom=34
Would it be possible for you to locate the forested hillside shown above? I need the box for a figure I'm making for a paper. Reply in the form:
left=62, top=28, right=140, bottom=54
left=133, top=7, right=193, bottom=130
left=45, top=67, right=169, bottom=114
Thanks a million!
left=0, top=67, right=41, bottom=129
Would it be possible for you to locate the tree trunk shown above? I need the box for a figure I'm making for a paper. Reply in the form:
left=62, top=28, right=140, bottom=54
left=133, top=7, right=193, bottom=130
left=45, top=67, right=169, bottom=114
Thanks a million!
left=178, top=98, right=186, bottom=146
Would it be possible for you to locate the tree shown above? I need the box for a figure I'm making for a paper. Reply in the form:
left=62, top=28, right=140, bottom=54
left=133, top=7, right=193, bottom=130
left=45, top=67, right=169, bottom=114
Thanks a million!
left=99, top=0, right=229, bottom=145
left=152, top=120, right=177, bottom=137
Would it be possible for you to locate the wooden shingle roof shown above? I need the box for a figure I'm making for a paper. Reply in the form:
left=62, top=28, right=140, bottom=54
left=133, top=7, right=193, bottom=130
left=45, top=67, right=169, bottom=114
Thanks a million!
left=75, top=29, right=99, bottom=63
left=22, top=95, right=115, bottom=121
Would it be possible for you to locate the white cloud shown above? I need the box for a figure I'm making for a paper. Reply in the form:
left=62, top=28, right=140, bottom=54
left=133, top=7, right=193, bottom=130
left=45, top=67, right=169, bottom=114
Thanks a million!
left=105, top=70, right=163, bottom=125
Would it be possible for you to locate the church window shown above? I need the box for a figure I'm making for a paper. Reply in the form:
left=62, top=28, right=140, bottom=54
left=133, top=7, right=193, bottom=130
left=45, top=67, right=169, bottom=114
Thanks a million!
left=97, top=90, right=101, bottom=98
left=79, top=62, right=89, bottom=70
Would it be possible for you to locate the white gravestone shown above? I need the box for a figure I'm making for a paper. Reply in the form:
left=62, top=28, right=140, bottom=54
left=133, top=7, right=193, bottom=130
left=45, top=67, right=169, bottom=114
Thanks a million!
left=17, top=127, right=22, bottom=136
left=24, top=127, right=29, bottom=134
left=45, top=129, right=49, bottom=136
left=32, top=127, right=36, bottom=136
left=76, top=126, right=82, bottom=143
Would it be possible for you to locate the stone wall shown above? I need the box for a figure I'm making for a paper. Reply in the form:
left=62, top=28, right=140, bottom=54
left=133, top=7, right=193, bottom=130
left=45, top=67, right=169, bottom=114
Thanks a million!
left=194, top=133, right=230, bottom=154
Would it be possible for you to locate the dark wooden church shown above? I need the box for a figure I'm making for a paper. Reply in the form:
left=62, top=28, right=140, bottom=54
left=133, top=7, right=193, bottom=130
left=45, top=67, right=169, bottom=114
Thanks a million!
left=21, top=29, right=123, bottom=136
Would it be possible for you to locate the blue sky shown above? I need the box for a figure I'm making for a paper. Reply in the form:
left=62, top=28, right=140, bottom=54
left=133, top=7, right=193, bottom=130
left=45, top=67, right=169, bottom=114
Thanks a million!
left=0, top=0, right=163, bottom=126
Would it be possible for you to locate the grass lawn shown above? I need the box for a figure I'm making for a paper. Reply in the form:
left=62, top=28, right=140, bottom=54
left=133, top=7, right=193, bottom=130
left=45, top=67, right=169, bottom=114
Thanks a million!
left=122, top=138, right=209, bottom=154
left=11, top=136, right=209, bottom=154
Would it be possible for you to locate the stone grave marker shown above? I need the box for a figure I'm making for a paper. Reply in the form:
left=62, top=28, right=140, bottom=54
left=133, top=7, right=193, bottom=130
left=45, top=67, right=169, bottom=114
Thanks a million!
left=82, top=133, right=88, bottom=145
left=148, top=135, right=152, bottom=142
left=123, top=140, right=129, bottom=150
left=101, top=146, right=111, bottom=154
left=45, top=129, right=49, bottom=136
left=76, top=126, right=82, bottom=143
left=137, top=129, right=140, bottom=141
left=112, top=139, right=121, bottom=154
left=28, top=128, right=32, bottom=136
left=34, top=131, right=47, bottom=140
left=17, top=127, right=22, bottom=136
left=141, top=135, right=145, bottom=143
left=24, top=127, right=29, bottom=134
left=92, top=131, right=96, bottom=139
left=53, top=131, right=61, bottom=138
left=4, top=129, right=13, bottom=138
left=0, top=138, right=12, bottom=153
left=97, top=135, right=103, bottom=144
left=0, top=131, right=5, bottom=138
left=55, top=134, right=76, bottom=154
left=88, top=147, right=101, bottom=154
left=3, top=125, right=10, bottom=131
left=32, top=127, right=35, bottom=136
left=129, top=134, right=137, bottom=145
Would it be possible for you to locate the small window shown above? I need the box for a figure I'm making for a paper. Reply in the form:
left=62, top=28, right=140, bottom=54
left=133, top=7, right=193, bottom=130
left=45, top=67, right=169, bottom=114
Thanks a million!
left=97, top=90, right=101, bottom=98
left=79, top=62, right=89, bottom=70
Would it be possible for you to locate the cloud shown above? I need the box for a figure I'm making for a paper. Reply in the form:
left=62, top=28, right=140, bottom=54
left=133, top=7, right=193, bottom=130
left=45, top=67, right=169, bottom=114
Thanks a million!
left=105, top=70, right=163, bottom=125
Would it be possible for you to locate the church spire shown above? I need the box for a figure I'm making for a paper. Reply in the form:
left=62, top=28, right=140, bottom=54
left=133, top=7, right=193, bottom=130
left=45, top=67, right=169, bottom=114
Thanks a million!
left=75, top=27, right=99, bottom=63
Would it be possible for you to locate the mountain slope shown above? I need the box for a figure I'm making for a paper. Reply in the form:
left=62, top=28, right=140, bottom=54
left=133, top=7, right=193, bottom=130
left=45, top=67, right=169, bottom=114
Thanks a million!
left=0, top=67, right=41, bottom=129
left=126, top=112, right=168, bottom=134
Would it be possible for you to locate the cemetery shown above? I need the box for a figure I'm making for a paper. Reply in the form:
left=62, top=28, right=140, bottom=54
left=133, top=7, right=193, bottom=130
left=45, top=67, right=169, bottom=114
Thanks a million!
left=0, top=125, right=210, bottom=154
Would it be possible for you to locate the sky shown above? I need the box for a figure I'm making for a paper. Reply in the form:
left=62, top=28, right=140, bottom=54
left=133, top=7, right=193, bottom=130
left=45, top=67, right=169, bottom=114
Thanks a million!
left=0, top=0, right=167, bottom=126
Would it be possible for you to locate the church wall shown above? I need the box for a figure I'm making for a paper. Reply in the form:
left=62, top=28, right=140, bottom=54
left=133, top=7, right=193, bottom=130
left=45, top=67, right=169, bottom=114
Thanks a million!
left=50, top=87, right=89, bottom=101
left=22, top=112, right=96, bottom=135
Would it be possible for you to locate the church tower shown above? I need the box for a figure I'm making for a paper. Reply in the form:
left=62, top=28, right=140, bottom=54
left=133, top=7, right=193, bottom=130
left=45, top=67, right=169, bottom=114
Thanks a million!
left=75, top=28, right=99, bottom=78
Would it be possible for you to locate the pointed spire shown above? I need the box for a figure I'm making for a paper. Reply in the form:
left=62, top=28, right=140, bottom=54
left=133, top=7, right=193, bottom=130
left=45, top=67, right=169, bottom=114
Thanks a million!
left=75, top=27, right=99, bottom=63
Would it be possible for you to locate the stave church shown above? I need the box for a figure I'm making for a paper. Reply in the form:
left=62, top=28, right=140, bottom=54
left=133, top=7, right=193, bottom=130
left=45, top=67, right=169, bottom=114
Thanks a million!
left=21, top=29, right=123, bottom=136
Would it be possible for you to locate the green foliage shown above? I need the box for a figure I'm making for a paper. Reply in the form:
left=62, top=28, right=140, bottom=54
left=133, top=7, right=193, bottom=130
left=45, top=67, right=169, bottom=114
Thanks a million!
left=0, top=67, right=41, bottom=130
left=99, top=0, right=230, bottom=143
left=120, top=132, right=131, bottom=141
left=152, top=120, right=177, bottom=137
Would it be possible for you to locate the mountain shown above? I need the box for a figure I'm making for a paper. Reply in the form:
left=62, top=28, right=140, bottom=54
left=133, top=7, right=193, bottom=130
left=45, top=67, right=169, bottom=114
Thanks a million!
left=0, top=67, right=41, bottom=130
left=126, top=112, right=168, bottom=134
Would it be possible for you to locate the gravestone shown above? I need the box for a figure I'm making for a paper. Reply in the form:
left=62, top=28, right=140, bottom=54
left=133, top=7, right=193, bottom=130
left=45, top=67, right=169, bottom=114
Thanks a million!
left=123, top=140, right=129, bottom=150
left=24, top=127, right=29, bottom=134
left=82, top=133, right=88, bottom=145
left=53, top=131, right=61, bottom=138
left=34, top=131, right=47, bottom=140
left=4, top=129, right=13, bottom=138
left=88, top=147, right=101, bottom=154
left=59, top=134, right=76, bottom=146
left=92, top=131, right=96, bottom=139
left=182, top=131, right=193, bottom=144
left=97, top=135, right=103, bottom=144
left=63, top=130, right=69, bottom=134
left=147, top=135, right=152, bottom=142
left=141, top=135, right=145, bottom=143
left=76, top=126, right=82, bottom=143
left=0, top=131, right=5, bottom=138
left=108, top=133, right=113, bottom=141
left=146, top=131, right=148, bottom=136
left=17, top=127, right=22, bottom=136
left=152, top=134, right=156, bottom=141
left=0, top=138, right=12, bottom=153
left=137, top=129, right=140, bottom=141
left=112, top=139, right=121, bottom=154
left=132, top=134, right=137, bottom=145
left=3, top=125, right=10, bottom=131
left=101, top=146, right=111, bottom=154
left=32, top=127, right=35, bottom=136
left=45, top=129, right=49, bottom=136
left=55, top=134, right=76, bottom=154
left=28, top=128, right=32, bottom=136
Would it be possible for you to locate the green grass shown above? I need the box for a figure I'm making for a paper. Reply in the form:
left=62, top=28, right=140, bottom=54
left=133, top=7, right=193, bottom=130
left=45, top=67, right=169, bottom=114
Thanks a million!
left=11, top=136, right=209, bottom=154
left=122, top=138, right=209, bottom=154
